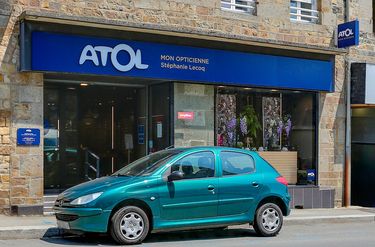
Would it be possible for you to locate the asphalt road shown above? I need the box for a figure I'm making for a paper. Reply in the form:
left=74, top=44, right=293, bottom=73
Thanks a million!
left=0, top=222, right=374, bottom=247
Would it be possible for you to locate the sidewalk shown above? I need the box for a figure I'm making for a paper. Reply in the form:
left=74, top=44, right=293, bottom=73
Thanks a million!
left=0, top=207, right=374, bottom=240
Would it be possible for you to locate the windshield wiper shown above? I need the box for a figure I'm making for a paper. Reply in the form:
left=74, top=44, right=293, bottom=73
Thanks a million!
left=112, top=174, right=130, bottom=177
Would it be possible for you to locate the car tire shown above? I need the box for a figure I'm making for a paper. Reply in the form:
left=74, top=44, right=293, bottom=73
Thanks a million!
left=253, top=202, right=283, bottom=237
left=110, top=206, right=150, bottom=245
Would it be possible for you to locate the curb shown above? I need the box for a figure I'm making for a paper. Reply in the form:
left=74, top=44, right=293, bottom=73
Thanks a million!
left=0, top=226, right=61, bottom=240
left=0, top=215, right=374, bottom=240
left=284, top=214, right=375, bottom=225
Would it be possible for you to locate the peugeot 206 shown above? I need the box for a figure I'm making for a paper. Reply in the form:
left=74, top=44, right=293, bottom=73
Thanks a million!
left=54, top=147, right=290, bottom=244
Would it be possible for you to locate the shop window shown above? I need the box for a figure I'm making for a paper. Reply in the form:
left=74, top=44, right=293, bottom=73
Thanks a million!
left=220, top=151, right=255, bottom=176
left=290, top=0, right=319, bottom=23
left=221, top=0, right=257, bottom=15
left=174, top=83, right=215, bottom=147
left=216, top=87, right=317, bottom=185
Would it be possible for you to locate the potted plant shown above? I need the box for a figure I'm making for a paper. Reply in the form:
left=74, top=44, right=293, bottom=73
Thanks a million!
left=239, top=105, right=261, bottom=149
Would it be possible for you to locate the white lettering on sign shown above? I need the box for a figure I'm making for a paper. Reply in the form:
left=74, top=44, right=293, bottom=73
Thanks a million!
left=79, top=44, right=149, bottom=72
left=338, top=28, right=354, bottom=39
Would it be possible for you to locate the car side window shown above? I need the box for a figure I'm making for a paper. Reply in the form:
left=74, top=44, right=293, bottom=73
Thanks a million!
left=220, top=152, right=255, bottom=176
left=170, top=151, right=215, bottom=179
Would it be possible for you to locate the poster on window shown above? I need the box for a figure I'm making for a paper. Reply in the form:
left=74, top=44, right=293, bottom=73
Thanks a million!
left=263, top=96, right=281, bottom=150
left=216, top=94, right=237, bottom=147
left=184, top=110, right=206, bottom=127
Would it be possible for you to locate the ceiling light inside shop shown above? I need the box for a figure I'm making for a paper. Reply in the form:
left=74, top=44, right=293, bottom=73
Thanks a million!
left=67, top=87, right=76, bottom=90
left=80, top=83, right=89, bottom=87
left=271, top=89, right=279, bottom=92
left=244, top=88, right=252, bottom=90
left=218, top=86, right=226, bottom=88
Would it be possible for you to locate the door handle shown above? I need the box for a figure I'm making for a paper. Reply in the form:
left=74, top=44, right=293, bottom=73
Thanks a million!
left=252, top=181, right=260, bottom=187
left=207, top=185, right=215, bottom=191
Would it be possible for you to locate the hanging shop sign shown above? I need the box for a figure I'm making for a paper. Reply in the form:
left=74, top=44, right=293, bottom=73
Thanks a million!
left=337, top=20, right=359, bottom=48
left=17, top=128, right=40, bottom=146
left=24, top=31, right=334, bottom=91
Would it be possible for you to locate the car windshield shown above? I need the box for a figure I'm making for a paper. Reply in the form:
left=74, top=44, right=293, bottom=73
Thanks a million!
left=112, top=150, right=182, bottom=177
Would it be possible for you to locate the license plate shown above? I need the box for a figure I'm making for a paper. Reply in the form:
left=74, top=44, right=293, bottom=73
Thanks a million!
left=57, top=220, right=70, bottom=229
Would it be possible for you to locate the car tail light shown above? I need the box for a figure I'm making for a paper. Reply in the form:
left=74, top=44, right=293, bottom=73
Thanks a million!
left=276, top=176, right=288, bottom=186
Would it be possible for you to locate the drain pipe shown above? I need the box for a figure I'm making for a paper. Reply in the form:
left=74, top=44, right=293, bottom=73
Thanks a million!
left=344, top=0, right=351, bottom=207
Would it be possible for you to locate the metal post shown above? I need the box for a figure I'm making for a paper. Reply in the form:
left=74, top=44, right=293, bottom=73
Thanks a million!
left=344, top=58, right=351, bottom=207
left=96, top=157, right=100, bottom=178
left=344, top=0, right=351, bottom=207
left=84, top=149, right=88, bottom=180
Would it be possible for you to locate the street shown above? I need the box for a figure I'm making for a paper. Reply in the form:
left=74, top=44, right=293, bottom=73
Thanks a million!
left=0, top=222, right=374, bottom=247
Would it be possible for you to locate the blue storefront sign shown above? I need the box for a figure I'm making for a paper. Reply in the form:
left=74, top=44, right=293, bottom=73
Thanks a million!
left=28, top=31, right=334, bottom=91
left=17, top=128, right=40, bottom=146
left=337, top=20, right=359, bottom=48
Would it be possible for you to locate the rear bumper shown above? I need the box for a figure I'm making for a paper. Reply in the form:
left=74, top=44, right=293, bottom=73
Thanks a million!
left=54, top=206, right=111, bottom=233
left=284, top=194, right=291, bottom=216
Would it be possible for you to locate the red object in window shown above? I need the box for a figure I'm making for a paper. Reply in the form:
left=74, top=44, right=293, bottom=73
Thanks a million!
left=177, top=112, right=194, bottom=120
left=276, top=176, right=288, bottom=186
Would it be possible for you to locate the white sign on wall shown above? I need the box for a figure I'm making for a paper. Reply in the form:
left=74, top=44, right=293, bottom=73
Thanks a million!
left=365, top=64, right=375, bottom=104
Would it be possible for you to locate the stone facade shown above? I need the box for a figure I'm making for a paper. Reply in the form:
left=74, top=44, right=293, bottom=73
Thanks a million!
left=349, top=1, right=375, bottom=64
left=0, top=0, right=348, bottom=213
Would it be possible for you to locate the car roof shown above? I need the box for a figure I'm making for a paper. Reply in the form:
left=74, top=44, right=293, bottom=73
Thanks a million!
left=168, top=146, right=258, bottom=154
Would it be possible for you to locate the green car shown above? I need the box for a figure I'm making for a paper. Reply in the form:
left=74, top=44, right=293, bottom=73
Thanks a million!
left=54, top=147, right=290, bottom=244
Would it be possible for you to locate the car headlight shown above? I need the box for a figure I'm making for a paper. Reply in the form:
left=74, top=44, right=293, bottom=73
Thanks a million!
left=70, top=192, right=103, bottom=205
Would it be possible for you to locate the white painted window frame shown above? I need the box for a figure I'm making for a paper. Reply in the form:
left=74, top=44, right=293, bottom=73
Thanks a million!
left=221, top=0, right=257, bottom=14
left=290, top=0, right=319, bottom=23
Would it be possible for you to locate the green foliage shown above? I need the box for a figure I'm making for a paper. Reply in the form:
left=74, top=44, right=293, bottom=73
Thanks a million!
left=240, top=105, right=261, bottom=140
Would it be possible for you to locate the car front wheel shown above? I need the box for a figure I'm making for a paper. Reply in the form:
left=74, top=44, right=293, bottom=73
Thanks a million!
left=253, top=202, right=283, bottom=237
left=110, top=206, right=150, bottom=245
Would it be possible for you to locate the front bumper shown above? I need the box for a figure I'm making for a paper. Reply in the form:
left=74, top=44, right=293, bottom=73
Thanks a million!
left=54, top=206, right=111, bottom=233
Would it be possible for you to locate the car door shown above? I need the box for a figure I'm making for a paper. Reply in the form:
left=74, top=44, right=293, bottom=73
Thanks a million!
left=218, top=151, right=263, bottom=216
left=158, top=151, right=218, bottom=220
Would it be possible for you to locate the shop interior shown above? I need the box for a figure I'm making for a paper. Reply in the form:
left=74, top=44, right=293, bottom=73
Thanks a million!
left=43, top=75, right=171, bottom=192
left=43, top=76, right=319, bottom=192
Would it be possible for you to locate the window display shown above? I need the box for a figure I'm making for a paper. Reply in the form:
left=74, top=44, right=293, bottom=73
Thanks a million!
left=216, top=87, right=317, bottom=185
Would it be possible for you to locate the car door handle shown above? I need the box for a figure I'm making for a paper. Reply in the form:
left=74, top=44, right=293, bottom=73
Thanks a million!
left=207, top=185, right=215, bottom=191
left=252, top=182, right=260, bottom=187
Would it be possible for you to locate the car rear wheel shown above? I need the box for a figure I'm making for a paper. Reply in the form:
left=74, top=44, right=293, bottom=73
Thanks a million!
left=110, top=206, right=150, bottom=245
left=253, top=202, right=283, bottom=237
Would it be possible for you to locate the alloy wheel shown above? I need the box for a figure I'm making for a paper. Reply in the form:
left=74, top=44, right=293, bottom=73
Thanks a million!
left=261, top=207, right=280, bottom=232
left=120, top=212, right=145, bottom=240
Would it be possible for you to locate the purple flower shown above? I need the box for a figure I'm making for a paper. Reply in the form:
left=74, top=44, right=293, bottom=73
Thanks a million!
left=228, top=132, right=234, bottom=143
left=277, top=120, right=283, bottom=136
left=227, top=118, right=237, bottom=130
left=285, top=119, right=292, bottom=137
left=240, top=117, right=247, bottom=136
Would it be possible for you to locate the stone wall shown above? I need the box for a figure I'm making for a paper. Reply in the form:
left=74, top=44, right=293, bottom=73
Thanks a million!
left=349, top=0, right=375, bottom=64
left=1, top=2, right=44, bottom=214
left=0, top=0, right=347, bottom=212
left=319, top=55, right=346, bottom=207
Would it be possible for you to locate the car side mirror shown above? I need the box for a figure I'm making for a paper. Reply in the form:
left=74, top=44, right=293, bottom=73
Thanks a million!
left=168, top=170, right=184, bottom=182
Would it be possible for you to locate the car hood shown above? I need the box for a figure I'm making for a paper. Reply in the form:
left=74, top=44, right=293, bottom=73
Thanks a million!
left=58, top=176, right=138, bottom=201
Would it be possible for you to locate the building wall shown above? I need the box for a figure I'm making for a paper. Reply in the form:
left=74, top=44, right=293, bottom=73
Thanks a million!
left=0, top=0, right=347, bottom=213
left=349, top=0, right=375, bottom=64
